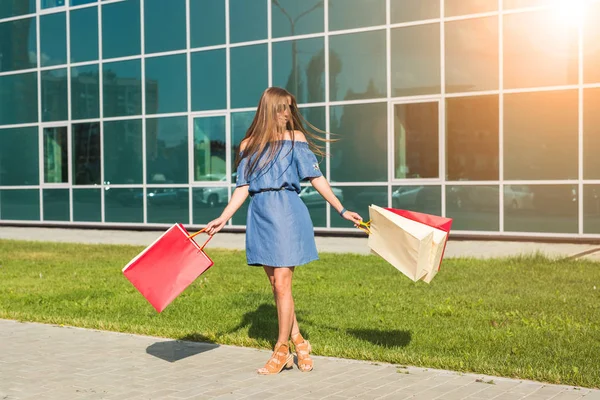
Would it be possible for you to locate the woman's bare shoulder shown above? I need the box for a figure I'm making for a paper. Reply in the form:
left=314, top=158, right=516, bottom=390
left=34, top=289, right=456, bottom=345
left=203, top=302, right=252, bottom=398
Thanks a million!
left=290, top=130, right=308, bottom=143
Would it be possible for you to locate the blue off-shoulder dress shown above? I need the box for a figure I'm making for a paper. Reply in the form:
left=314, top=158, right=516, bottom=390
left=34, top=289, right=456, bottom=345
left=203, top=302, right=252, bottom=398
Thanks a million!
left=236, top=140, right=323, bottom=267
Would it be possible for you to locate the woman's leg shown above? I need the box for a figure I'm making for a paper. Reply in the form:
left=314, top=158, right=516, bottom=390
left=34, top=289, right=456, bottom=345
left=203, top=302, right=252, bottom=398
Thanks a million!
left=257, top=266, right=296, bottom=374
left=264, top=266, right=300, bottom=338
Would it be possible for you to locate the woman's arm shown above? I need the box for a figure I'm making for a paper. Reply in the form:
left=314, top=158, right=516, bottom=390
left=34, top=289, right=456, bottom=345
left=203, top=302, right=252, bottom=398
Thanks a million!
left=204, top=185, right=249, bottom=235
left=310, top=176, right=363, bottom=225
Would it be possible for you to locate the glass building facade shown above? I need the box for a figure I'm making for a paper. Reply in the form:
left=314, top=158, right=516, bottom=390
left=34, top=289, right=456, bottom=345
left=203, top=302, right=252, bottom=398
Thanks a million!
left=0, top=0, right=599, bottom=239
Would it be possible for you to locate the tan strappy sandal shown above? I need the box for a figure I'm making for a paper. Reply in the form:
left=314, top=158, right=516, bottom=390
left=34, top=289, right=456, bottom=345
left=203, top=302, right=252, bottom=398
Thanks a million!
left=292, top=333, right=313, bottom=372
left=257, top=342, right=294, bottom=375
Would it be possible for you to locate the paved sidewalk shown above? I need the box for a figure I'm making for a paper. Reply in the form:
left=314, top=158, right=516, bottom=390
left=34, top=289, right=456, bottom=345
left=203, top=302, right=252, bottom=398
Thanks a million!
left=1, top=320, right=598, bottom=400
left=1, top=226, right=599, bottom=261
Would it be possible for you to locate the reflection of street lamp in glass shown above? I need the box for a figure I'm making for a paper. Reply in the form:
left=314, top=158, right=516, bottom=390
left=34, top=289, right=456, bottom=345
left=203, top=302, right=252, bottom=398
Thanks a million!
left=272, top=0, right=323, bottom=96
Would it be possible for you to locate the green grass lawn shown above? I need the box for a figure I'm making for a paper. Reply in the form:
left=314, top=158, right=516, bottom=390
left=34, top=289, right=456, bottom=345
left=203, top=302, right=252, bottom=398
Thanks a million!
left=0, top=239, right=599, bottom=388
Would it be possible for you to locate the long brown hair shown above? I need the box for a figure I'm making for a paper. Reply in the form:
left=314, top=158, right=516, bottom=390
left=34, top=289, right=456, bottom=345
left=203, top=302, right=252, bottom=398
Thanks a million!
left=235, top=87, right=334, bottom=179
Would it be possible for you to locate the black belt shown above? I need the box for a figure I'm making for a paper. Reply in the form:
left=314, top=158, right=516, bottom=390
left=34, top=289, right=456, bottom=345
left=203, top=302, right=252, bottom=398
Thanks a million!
left=250, top=187, right=294, bottom=197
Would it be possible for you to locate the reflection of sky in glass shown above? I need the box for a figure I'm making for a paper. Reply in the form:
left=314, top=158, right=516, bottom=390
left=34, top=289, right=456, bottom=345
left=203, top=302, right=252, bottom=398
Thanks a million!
left=144, top=0, right=186, bottom=54
left=445, top=0, right=497, bottom=16
left=329, top=0, right=385, bottom=31
left=190, top=0, right=225, bottom=48
left=230, top=0, right=267, bottom=43
left=445, top=17, right=498, bottom=93
left=145, top=54, right=187, bottom=114
left=272, top=37, right=325, bottom=104
left=583, top=88, right=600, bottom=179
left=391, top=0, right=439, bottom=23
left=191, top=49, right=226, bottom=111
left=70, top=6, right=98, bottom=63
left=102, top=0, right=141, bottom=59
left=271, top=0, right=324, bottom=38
left=40, top=12, right=66, bottom=67
left=230, top=44, right=267, bottom=108
left=329, top=30, right=386, bottom=101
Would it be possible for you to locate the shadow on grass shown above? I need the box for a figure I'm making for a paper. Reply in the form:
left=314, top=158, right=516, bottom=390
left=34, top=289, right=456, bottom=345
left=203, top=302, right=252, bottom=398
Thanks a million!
left=146, top=340, right=219, bottom=363
left=346, top=329, right=412, bottom=348
left=229, top=303, right=411, bottom=349
left=227, top=303, right=279, bottom=344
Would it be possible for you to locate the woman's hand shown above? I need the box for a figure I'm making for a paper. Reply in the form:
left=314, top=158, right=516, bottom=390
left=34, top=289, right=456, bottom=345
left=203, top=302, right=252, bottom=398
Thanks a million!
left=204, top=216, right=227, bottom=236
left=342, top=210, right=363, bottom=227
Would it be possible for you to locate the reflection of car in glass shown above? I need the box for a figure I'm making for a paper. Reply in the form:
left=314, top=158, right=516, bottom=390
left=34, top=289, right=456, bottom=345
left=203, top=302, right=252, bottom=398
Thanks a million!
left=450, top=185, right=534, bottom=210
left=193, top=173, right=236, bottom=208
left=392, top=186, right=439, bottom=209
left=299, top=186, right=343, bottom=207
left=136, top=188, right=189, bottom=205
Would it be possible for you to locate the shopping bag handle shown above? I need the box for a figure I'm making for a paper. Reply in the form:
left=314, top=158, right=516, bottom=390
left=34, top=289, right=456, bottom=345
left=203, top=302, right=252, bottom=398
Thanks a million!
left=187, top=228, right=213, bottom=250
left=356, top=220, right=372, bottom=235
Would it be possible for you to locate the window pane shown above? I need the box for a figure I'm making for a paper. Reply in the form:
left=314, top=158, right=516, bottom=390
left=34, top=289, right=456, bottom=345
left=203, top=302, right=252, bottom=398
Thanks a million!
left=445, top=17, right=498, bottom=93
left=272, top=0, right=324, bottom=38
left=0, top=17, right=37, bottom=72
left=70, top=6, right=98, bottom=63
left=584, top=185, right=600, bottom=234
left=446, top=96, right=499, bottom=181
left=445, top=0, right=497, bottom=16
left=584, top=2, right=600, bottom=84
left=73, top=188, right=101, bottom=222
left=43, top=189, right=69, bottom=221
left=503, top=0, right=554, bottom=8
left=193, top=188, right=225, bottom=225
left=0, top=72, right=37, bottom=125
left=504, top=10, right=577, bottom=89
left=330, top=102, right=387, bottom=182
left=504, top=90, right=577, bottom=180
left=330, top=186, right=388, bottom=228
left=104, top=187, right=143, bottom=223
left=273, top=37, right=325, bottom=104
left=504, top=185, right=577, bottom=234
left=0, top=0, right=35, bottom=19
left=40, top=12, right=67, bottom=67
left=0, top=127, right=38, bottom=186
left=329, top=0, right=385, bottom=31
left=299, top=185, right=327, bottom=228
left=102, top=59, right=142, bottom=117
left=72, top=122, right=101, bottom=185
left=230, top=44, right=267, bottom=108
left=584, top=88, right=600, bottom=179
left=191, top=49, right=226, bottom=111
left=144, top=0, right=186, bottom=54
left=329, top=30, right=386, bottom=102
left=391, top=24, right=440, bottom=96
left=43, top=127, right=68, bottom=184
left=41, top=68, right=68, bottom=122
left=147, top=187, right=189, bottom=224
left=394, top=102, right=439, bottom=179
left=71, top=64, right=100, bottom=120
left=230, top=0, right=267, bottom=43
left=0, top=189, right=39, bottom=221
left=104, top=119, right=143, bottom=185
left=446, top=185, right=499, bottom=231
left=41, top=0, right=66, bottom=8
left=190, top=0, right=225, bottom=48
left=390, top=0, right=439, bottom=23
left=145, top=54, right=187, bottom=114
left=146, top=117, right=188, bottom=184
left=392, top=185, right=441, bottom=215
left=102, top=0, right=141, bottom=59
left=194, top=116, right=226, bottom=182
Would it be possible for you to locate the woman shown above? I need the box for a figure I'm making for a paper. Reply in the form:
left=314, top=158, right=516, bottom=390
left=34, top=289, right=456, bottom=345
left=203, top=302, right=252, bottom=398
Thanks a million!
left=205, top=87, right=362, bottom=374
